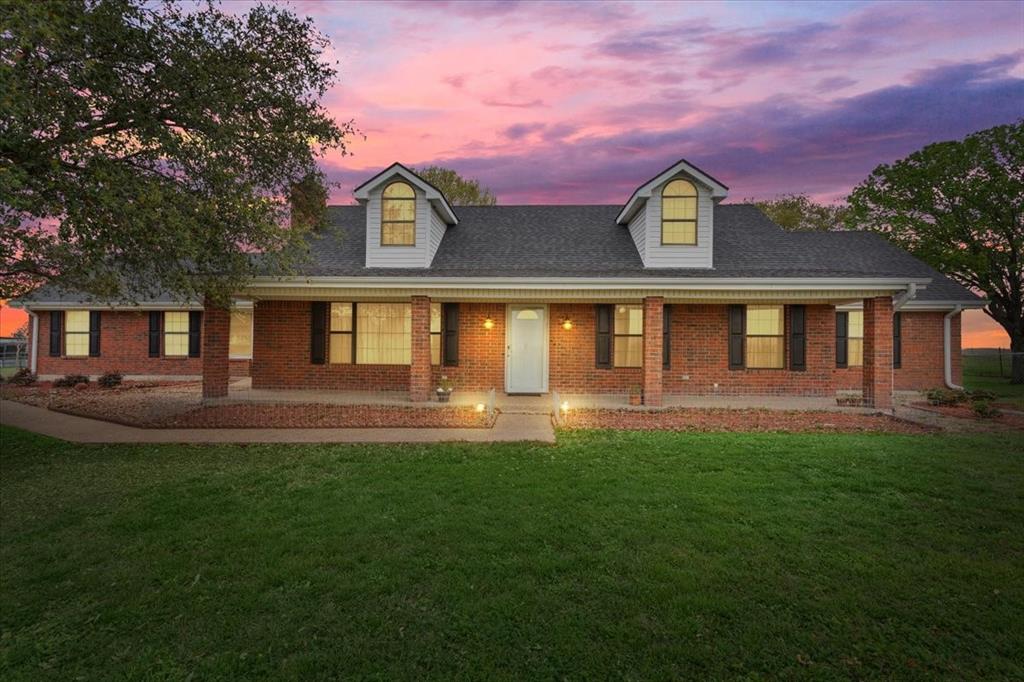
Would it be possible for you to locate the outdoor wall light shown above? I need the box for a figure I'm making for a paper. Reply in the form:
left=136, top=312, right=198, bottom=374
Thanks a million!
left=562, top=318, right=573, bottom=330
left=560, top=400, right=570, bottom=412
left=483, top=317, right=495, bottom=330
left=475, top=403, right=486, bottom=413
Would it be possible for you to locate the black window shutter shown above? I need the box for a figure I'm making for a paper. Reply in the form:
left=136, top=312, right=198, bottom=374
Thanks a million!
left=442, top=302, right=459, bottom=366
left=595, top=304, right=612, bottom=368
left=789, top=305, right=806, bottom=371
left=662, top=304, right=672, bottom=369
left=310, top=302, right=327, bottom=364
left=188, top=311, right=202, bottom=358
left=88, top=311, right=101, bottom=357
left=728, top=305, right=745, bottom=369
left=893, top=311, right=902, bottom=369
left=836, top=311, right=849, bottom=368
left=148, top=312, right=162, bottom=357
left=49, top=311, right=63, bottom=356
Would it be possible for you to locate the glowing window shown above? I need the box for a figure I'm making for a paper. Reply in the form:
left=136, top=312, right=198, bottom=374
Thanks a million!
left=164, top=311, right=189, bottom=357
left=661, top=179, right=697, bottom=245
left=613, top=304, right=643, bottom=368
left=381, top=181, right=416, bottom=246
left=848, top=311, right=864, bottom=367
left=357, top=303, right=412, bottom=365
left=64, top=310, right=90, bottom=357
left=745, top=305, right=784, bottom=369
left=430, top=302, right=441, bottom=365
left=229, top=310, right=253, bottom=359
left=329, top=302, right=353, bottom=364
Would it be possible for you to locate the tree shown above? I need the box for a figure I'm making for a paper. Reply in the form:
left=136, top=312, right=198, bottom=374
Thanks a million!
left=752, top=194, right=847, bottom=232
left=413, top=166, right=496, bottom=206
left=846, top=121, right=1024, bottom=383
left=1, top=0, right=355, bottom=304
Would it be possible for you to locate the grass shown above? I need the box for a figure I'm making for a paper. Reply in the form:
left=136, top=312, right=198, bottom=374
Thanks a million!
left=1, top=427, right=1022, bottom=680
left=963, top=354, right=1024, bottom=408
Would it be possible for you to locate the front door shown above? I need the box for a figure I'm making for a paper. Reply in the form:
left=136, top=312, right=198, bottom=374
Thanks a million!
left=506, top=305, right=547, bottom=394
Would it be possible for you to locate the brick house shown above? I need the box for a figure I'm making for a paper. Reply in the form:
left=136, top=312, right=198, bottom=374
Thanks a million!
left=14, top=160, right=982, bottom=407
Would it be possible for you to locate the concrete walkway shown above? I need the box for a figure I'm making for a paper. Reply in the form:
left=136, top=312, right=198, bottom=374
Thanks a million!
left=0, top=400, right=555, bottom=445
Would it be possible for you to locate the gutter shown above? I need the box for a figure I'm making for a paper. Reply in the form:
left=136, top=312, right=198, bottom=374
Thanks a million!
left=944, top=305, right=964, bottom=390
left=28, top=311, right=38, bottom=374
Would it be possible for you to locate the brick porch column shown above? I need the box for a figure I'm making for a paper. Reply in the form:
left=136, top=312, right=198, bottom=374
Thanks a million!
left=643, top=297, right=664, bottom=406
left=410, top=295, right=432, bottom=402
left=863, top=296, right=894, bottom=409
left=202, top=298, right=230, bottom=399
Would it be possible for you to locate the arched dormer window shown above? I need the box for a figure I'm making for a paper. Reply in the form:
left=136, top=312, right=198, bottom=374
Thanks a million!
left=381, top=181, right=416, bottom=246
left=661, top=179, right=698, bottom=245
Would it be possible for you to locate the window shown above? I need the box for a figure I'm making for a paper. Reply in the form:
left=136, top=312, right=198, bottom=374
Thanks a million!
left=848, top=310, right=864, bottom=367
left=229, top=309, right=253, bottom=359
left=613, top=304, right=643, bottom=367
left=64, top=310, right=89, bottom=357
left=164, top=312, right=189, bottom=357
left=381, top=181, right=416, bottom=246
left=358, top=303, right=411, bottom=364
left=431, top=302, right=441, bottom=365
left=661, top=179, right=697, bottom=245
left=745, top=305, right=784, bottom=369
left=329, top=303, right=353, bottom=364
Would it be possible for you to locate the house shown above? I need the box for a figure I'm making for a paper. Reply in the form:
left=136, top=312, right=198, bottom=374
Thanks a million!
left=13, top=159, right=983, bottom=407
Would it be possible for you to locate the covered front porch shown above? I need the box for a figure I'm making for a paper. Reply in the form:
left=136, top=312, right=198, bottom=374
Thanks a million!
left=199, top=288, right=908, bottom=409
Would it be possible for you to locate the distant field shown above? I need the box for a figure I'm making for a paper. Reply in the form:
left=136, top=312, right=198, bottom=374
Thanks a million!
left=963, top=350, right=1023, bottom=408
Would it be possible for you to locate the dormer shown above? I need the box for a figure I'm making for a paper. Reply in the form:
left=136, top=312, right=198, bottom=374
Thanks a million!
left=615, top=158, right=729, bottom=269
left=353, top=163, right=458, bottom=268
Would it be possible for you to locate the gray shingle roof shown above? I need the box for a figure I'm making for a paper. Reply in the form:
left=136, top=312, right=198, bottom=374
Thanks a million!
left=17, top=203, right=981, bottom=305
left=297, top=203, right=979, bottom=303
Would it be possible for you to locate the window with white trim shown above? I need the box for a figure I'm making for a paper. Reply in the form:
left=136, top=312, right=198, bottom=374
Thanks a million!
left=661, top=179, right=698, bottom=245
left=64, top=310, right=89, bottom=357
left=430, top=302, right=441, bottom=365
left=164, top=311, right=190, bottom=357
left=229, top=309, right=253, bottom=359
left=745, top=305, right=784, bottom=369
left=613, top=304, right=643, bottom=368
left=848, top=311, right=864, bottom=367
left=381, top=181, right=416, bottom=246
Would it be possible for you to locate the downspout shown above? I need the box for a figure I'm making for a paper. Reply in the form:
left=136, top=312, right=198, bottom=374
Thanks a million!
left=944, top=305, right=963, bottom=390
left=893, top=283, right=917, bottom=311
left=28, top=310, right=39, bottom=374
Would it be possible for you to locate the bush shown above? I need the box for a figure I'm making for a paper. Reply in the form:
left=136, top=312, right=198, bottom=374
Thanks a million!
left=98, top=371, right=123, bottom=388
left=6, top=368, right=37, bottom=386
left=53, top=374, right=90, bottom=388
left=971, top=399, right=1001, bottom=419
left=967, top=389, right=997, bottom=402
left=925, top=388, right=968, bottom=406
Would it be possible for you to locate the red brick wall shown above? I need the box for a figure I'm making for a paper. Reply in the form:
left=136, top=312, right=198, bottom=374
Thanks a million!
left=29, top=310, right=251, bottom=379
left=835, top=311, right=959, bottom=391
left=549, top=303, right=643, bottom=393
left=246, top=300, right=960, bottom=396
left=251, top=300, right=410, bottom=390
left=662, top=304, right=836, bottom=396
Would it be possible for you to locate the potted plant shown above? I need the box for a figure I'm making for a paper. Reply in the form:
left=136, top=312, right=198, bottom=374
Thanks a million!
left=628, top=384, right=643, bottom=406
left=436, top=375, right=454, bottom=402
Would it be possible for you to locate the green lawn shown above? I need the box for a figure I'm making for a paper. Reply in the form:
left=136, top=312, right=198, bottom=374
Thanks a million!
left=2, top=427, right=1022, bottom=680
left=963, top=354, right=1024, bottom=408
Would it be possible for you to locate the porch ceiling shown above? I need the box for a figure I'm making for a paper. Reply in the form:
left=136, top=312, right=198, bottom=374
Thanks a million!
left=243, top=285, right=906, bottom=305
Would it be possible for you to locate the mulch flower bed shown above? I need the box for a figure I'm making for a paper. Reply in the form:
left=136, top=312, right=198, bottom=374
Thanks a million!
left=911, top=402, right=1024, bottom=429
left=560, top=408, right=937, bottom=434
left=153, top=403, right=496, bottom=429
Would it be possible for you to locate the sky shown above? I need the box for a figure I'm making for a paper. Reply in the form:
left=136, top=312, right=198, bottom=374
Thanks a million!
left=3, top=0, right=1022, bottom=345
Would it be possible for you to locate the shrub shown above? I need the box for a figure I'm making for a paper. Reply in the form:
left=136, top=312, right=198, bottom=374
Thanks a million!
left=6, top=368, right=37, bottom=386
left=53, top=374, right=90, bottom=388
left=971, top=399, right=1001, bottom=419
left=98, top=371, right=123, bottom=388
left=967, top=389, right=997, bottom=402
left=925, top=388, right=967, bottom=406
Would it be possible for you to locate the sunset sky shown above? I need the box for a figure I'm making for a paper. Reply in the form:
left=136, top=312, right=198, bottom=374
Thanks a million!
left=3, top=0, right=1021, bottom=345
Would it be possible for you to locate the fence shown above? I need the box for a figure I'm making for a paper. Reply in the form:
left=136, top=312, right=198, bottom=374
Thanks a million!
left=962, top=348, right=1020, bottom=379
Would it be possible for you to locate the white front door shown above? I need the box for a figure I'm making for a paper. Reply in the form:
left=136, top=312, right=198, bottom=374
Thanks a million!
left=506, top=305, right=547, bottom=393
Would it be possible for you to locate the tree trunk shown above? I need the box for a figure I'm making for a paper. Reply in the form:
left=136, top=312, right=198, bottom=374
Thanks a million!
left=1011, top=333, right=1024, bottom=385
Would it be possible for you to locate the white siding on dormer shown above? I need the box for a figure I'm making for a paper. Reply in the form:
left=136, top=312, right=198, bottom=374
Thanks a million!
left=642, top=176, right=714, bottom=269
left=428, top=206, right=446, bottom=265
left=628, top=207, right=647, bottom=265
left=365, top=184, right=434, bottom=268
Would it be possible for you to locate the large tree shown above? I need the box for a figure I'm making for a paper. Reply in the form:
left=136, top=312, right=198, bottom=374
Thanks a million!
left=846, top=121, right=1024, bottom=383
left=752, top=194, right=847, bottom=232
left=413, top=166, right=496, bottom=206
left=0, top=0, right=354, bottom=304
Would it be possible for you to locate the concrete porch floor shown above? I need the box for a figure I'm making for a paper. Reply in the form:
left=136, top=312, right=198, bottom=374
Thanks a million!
left=223, top=378, right=878, bottom=414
